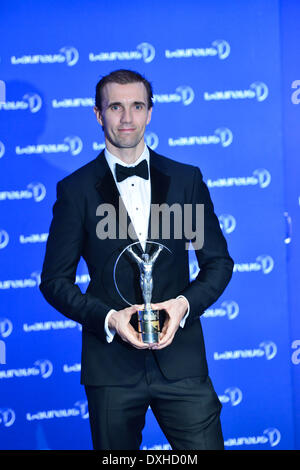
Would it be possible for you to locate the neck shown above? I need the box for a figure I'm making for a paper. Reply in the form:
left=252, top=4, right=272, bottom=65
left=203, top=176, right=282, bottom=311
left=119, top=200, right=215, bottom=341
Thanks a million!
left=105, top=139, right=145, bottom=164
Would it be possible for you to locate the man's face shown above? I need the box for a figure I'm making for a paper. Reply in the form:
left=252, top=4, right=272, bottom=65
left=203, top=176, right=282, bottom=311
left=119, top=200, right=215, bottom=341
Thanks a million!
left=95, top=82, right=152, bottom=151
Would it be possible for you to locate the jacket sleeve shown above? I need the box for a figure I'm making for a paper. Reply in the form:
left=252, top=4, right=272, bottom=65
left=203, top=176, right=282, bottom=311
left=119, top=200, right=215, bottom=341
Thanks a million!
left=179, top=166, right=234, bottom=325
left=39, top=179, right=110, bottom=342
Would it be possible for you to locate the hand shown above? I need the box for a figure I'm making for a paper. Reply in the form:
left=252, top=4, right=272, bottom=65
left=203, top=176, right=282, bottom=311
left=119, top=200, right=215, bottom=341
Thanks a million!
left=150, top=297, right=189, bottom=350
left=108, top=305, right=150, bottom=349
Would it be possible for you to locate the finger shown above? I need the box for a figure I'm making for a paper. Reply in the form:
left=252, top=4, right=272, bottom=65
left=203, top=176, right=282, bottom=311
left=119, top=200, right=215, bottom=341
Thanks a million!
left=154, top=333, right=175, bottom=350
left=126, top=305, right=139, bottom=314
left=156, top=319, right=169, bottom=344
left=151, top=302, right=167, bottom=310
left=157, top=333, right=173, bottom=347
left=157, top=328, right=175, bottom=348
left=159, top=321, right=169, bottom=340
left=123, top=325, right=149, bottom=349
left=133, top=304, right=144, bottom=311
left=157, top=322, right=176, bottom=347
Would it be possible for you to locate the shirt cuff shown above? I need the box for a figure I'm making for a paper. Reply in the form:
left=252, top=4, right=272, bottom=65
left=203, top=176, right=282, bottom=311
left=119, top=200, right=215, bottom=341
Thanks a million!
left=104, top=309, right=117, bottom=343
left=176, top=295, right=190, bottom=328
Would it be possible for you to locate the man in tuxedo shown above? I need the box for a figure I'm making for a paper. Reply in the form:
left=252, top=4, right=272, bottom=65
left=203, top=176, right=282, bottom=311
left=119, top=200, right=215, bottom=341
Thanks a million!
left=40, top=69, right=234, bottom=450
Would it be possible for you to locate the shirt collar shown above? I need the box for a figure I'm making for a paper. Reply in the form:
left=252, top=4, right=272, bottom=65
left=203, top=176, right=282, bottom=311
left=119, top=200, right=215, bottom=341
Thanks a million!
left=104, top=144, right=150, bottom=182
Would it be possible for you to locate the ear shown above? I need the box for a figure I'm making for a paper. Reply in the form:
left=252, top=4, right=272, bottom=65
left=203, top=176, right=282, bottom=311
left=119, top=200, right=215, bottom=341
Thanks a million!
left=146, top=106, right=153, bottom=125
left=93, top=106, right=104, bottom=126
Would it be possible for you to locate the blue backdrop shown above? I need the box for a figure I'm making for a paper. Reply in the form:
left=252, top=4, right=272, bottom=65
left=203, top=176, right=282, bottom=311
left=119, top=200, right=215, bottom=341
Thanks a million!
left=0, top=0, right=299, bottom=450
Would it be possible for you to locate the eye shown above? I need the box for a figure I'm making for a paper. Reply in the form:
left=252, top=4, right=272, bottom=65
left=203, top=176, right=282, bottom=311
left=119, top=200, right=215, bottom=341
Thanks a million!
left=135, top=104, right=144, bottom=110
left=110, top=105, right=120, bottom=111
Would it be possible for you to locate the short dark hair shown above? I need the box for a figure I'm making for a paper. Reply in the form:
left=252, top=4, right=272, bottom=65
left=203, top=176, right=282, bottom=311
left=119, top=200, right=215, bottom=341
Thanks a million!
left=95, top=69, right=153, bottom=111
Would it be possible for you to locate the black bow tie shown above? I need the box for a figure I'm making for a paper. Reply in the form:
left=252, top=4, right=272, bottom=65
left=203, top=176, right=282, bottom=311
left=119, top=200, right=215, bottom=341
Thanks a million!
left=115, top=159, right=149, bottom=183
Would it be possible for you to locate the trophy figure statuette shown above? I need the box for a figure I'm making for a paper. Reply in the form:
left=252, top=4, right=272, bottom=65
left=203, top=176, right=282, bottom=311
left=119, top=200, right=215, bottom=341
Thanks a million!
left=113, top=241, right=171, bottom=344
left=127, top=244, right=163, bottom=344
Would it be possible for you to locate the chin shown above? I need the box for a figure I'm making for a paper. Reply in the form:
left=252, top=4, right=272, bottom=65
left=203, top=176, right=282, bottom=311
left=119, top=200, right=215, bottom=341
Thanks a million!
left=118, top=138, right=143, bottom=149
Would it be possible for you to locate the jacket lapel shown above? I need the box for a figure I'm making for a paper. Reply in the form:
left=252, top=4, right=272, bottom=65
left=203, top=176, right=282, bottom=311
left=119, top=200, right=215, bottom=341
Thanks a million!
left=147, top=148, right=171, bottom=249
left=95, top=150, right=139, bottom=245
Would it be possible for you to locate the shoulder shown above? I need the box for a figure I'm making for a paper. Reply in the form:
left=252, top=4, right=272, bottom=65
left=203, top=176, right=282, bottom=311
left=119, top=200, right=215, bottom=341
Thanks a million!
left=149, top=148, right=203, bottom=179
left=57, top=156, right=100, bottom=192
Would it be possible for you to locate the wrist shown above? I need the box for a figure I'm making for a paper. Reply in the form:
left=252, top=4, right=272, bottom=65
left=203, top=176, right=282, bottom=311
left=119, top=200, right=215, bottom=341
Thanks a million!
left=108, top=311, right=118, bottom=330
left=176, top=296, right=189, bottom=315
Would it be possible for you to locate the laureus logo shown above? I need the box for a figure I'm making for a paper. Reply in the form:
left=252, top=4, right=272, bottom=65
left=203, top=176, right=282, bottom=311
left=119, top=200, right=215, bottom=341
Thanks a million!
left=250, top=82, right=269, bottom=102
left=263, top=428, right=281, bottom=447
left=59, top=46, right=79, bottom=66
left=219, top=214, right=236, bottom=234
left=0, top=408, right=15, bottom=427
left=34, top=360, right=53, bottom=379
left=10, top=47, right=79, bottom=66
left=0, top=318, right=13, bottom=338
left=74, top=400, right=89, bottom=419
left=165, top=39, right=230, bottom=60
left=259, top=341, right=277, bottom=360
left=203, top=300, right=239, bottom=320
left=211, top=40, right=231, bottom=59
left=153, top=86, right=195, bottom=106
left=22, top=93, right=42, bottom=113
left=215, top=128, right=233, bottom=147
left=222, top=301, right=239, bottom=320
left=0, top=141, right=5, bottom=158
left=0, top=230, right=9, bottom=249
left=175, top=86, right=194, bottom=106
left=252, top=169, right=271, bottom=188
left=225, top=427, right=281, bottom=448
left=89, top=42, right=155, bottom=63
left=0, top=80, right=5, bottom=102
left=145, top=132, right=159, bottom=150
left=64, top=136, right=83, bottom=156
left=136, top=42, right=155, bottom=63
left=222, top=387, right=243, bottom=406
left=0, top=340, right=5, bottom=364
left=27, top=182, right=47, bottom=202
left=0, top=93, right=42, bottom=113
left=256, top=255, right=274, bottom=274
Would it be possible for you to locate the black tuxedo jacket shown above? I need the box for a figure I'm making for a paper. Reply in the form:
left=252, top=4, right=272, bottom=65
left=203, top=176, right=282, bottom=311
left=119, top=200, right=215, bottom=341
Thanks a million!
left=40, top=148, right=234, bottom=386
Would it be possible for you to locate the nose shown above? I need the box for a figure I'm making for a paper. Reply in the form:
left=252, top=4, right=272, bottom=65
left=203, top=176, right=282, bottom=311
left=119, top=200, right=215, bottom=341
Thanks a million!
left=120, top=106, right=133, bottom=124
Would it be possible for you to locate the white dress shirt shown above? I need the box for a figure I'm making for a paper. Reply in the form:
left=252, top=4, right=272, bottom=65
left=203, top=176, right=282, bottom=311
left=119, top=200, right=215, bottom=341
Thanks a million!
left=103, top=143, right=190, bottom=342
left=105, top=144, right=151, bottom=251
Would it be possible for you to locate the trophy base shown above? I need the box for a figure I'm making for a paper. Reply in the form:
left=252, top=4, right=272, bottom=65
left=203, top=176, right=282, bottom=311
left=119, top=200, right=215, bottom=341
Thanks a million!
left=138, top=309, right=160, bottom=344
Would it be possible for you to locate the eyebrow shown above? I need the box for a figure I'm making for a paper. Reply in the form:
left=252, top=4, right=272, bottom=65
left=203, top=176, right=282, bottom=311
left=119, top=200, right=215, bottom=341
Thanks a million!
left=108, top=100, right=146, bottom=107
